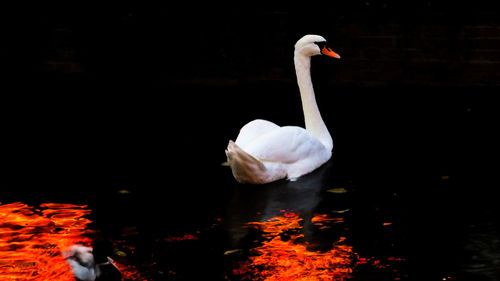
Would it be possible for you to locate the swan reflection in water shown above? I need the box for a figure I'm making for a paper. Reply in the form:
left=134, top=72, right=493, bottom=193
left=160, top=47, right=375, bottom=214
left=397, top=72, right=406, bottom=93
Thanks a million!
left=224, top=159, right=335, bottom=248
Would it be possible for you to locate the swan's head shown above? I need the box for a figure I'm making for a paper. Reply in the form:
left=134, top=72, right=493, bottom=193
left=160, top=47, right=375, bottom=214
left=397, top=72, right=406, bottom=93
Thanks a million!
left=64, top=245, right=94, bottom=267
left=294, top=34, right=340, bottom=58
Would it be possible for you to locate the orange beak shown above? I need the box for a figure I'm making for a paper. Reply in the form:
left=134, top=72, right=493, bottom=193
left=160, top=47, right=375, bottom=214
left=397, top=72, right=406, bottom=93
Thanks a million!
left=321, top=45, right=341, bottom=59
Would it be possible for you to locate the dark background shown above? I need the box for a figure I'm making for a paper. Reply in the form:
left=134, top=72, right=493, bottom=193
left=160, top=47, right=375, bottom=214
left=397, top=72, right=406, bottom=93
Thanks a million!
left=2, top=1, right=499, bottom=188
left=1, top=2, right=500, bottom=280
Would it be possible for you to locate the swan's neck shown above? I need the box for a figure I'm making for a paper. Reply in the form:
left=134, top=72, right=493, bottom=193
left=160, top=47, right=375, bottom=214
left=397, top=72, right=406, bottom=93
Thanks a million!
left=294, top=52, right=333, bottom=151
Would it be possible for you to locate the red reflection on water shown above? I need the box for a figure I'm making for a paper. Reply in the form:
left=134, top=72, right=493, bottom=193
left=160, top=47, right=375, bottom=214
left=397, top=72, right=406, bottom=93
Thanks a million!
left=232, top=211, right=406, bottom=281
left=0, top=202, right=145, bottom=281
left=233, top=212, right=356, bottom=281
left=311, top=214, right=344, bottom=230
left=164, top=234, right=199, bottom=242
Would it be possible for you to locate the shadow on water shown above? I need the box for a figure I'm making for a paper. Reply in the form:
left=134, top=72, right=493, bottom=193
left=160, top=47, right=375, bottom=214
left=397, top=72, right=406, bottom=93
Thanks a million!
left=223, top=159, right=333, bottom=247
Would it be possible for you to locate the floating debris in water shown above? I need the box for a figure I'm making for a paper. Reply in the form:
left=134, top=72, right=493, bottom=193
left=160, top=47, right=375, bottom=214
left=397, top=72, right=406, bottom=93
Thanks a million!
left=326, top=187, right=348, bottom=194
left=224, top=249, right=243, bottom=256
left=331, top=209, right=351, bottom=214
left=115, top=250, right=127, bottom=257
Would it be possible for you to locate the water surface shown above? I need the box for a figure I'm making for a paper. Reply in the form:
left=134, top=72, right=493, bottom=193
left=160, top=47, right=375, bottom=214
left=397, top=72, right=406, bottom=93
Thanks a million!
left=2, top=84, right=499, bottom=280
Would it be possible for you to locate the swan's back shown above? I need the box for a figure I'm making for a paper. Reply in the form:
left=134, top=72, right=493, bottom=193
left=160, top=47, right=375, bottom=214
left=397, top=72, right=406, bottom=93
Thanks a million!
left=63, top=245, right=96, bottom=281
left=235, top=119, right=280, bottom=148
left=227, top=126, right=331, bottom=183
left=244, top=126, right=331, bottom=178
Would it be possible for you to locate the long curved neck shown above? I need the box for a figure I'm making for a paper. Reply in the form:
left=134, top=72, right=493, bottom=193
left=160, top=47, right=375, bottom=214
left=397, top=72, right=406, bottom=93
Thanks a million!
left=294, top=52, right=333, bottom=151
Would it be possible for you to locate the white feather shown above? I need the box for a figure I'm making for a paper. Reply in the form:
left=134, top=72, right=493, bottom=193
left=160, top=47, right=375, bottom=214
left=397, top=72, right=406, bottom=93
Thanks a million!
left=63, top=245, right=96, bottom=281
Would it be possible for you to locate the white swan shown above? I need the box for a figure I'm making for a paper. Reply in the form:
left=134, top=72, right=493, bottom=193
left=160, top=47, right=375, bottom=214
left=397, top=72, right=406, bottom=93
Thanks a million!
left=226, top=34, right=340, bottom=184
left=63, top=243, right=121, bottom=281
left=63, top=245, right=97, bottom=281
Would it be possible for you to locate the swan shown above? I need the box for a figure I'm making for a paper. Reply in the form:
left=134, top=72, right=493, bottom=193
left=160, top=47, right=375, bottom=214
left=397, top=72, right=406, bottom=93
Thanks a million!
left=63, top=245, right=96, bottom=281
left=226, top=34, right=340, bottom=184
left=63, top=241, right=122, bottom=281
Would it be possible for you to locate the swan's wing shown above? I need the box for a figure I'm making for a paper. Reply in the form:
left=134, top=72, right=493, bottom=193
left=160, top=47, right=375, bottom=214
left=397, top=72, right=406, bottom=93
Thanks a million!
left=66, top=258, right=96, bottom=281
left=235, top=119, right=280, bottom=148
left=244, top=126, right=329, bottom=165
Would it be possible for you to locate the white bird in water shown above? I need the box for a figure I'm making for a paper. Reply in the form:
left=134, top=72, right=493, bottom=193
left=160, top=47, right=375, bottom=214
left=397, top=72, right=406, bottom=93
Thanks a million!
left=64, top=245, right=96, bottom=281
left=226, top=34, right=340, bottom=184
left=63, top=240, right=122, bottom=281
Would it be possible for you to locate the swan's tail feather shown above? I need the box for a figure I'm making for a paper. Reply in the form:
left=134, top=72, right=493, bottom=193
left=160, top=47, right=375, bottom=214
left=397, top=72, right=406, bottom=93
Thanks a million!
left=225, top=140, right=267, bottom=184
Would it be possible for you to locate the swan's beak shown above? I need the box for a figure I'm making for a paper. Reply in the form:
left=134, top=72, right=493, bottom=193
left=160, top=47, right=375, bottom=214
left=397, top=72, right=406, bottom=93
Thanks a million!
left=321, top=45, right=341, bottom=59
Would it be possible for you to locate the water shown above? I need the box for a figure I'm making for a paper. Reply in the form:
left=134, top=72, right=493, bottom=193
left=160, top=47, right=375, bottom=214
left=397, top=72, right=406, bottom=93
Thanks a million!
left=2, top=83, right=499, bottom=280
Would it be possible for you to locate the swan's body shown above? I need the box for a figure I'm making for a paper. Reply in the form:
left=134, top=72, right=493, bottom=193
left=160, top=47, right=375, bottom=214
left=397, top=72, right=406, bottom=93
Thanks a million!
left=63, top=244, right=121, bottom=281
left=64, top=245, right=97, bottom=281
left=226, top=34, right=340, bottom=184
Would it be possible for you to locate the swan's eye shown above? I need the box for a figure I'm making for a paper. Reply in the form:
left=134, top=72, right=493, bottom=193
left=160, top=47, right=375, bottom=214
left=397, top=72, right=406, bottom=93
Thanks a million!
left=314, top=41, right=327, bottom=49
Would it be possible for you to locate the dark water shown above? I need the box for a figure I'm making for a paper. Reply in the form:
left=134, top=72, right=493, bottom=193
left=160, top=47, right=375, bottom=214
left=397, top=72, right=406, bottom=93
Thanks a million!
left=2, top=82, right=499, bottom=280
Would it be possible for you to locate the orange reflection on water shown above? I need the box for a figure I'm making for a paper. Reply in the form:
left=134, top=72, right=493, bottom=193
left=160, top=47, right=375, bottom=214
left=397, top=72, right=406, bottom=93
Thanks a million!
left=233, top=211, right=356, bottom=281
left=0, top=202, right=145, bottom=281
left=0, top=202, right=92, bottom=281
left=311, top=214, right=344, bottom=230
